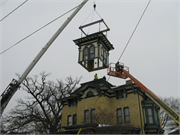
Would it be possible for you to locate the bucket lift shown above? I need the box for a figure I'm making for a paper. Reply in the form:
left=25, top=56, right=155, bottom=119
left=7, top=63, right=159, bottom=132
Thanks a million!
left=73, top=19, right=114, bottom=72
left=107, top=62, right=179, bottom=125
left=107, top=62, right=129, bottom=79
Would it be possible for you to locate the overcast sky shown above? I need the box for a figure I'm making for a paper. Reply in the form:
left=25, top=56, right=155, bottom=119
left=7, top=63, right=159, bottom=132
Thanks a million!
left=0, top=0, right=179, bottom=115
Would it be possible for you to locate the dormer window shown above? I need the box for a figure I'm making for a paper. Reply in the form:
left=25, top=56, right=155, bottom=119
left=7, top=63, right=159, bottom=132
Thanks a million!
left=86, top=91, right=94, bottom=98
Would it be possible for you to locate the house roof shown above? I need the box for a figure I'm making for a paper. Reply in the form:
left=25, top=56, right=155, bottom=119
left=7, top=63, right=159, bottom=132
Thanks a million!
left=56, top=78, right=148, bottom=103
left=57, top=78, right=114, bottom=102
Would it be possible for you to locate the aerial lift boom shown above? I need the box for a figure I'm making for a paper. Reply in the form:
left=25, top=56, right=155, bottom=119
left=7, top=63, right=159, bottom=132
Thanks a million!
left=107, top=62, right=179, bottom=125
left=0, top=0, right=88, bottom=115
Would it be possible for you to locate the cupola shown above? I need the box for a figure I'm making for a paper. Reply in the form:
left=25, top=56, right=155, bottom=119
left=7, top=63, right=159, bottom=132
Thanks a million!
left=73, top=19, right=114, bottom=72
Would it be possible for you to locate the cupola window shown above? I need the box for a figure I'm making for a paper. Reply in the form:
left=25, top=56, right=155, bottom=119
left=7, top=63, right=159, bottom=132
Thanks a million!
left=101, top=47, right=107, bottom=65
left=83, top=47, right=89, bottom=60
left=89, top=45, right=95, bottom=59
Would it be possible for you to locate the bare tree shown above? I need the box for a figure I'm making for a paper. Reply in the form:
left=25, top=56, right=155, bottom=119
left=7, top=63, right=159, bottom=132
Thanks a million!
left=95, top=106, right=117, bottom=126
left=1, top=72, right=82, bottom=134
left=159, top=96, right=180, bottom=133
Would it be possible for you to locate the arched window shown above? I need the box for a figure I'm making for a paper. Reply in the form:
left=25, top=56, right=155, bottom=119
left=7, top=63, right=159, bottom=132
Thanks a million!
left=83, top=47, right=88, bottom=60
left=89, top=45, right=95, bottom=59
left=86, top=91, right=94, bottom=97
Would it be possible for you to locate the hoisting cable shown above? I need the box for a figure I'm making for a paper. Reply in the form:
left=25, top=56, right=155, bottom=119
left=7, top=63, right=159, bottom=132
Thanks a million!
left=80, top=10, right=94, bottom=26
left=91, top=0, right=152, bottom=112
left=117, top=0, right=151, bottom=62
left=0, top=2, right=84, bottom=55
left=95, top=10, right=102, bottom=19
left=0, top=0, right=28, bottom=22
left=80, top=1, right=103, bottom=36
left=87, top=7, right=95, bottom=35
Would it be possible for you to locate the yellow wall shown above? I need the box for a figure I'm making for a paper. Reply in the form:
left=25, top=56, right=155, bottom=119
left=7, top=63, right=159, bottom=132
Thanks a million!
left=61, top=88, right=162, bottom=134
left=61, top=89, right=144, bottom=131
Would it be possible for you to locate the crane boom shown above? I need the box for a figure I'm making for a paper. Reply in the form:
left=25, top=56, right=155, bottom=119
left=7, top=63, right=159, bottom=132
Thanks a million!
left=0, top=0, right=88, bottom=115
left=107, top=62, right=179, bottom=125
left=122, top=69, right=179, bottom=125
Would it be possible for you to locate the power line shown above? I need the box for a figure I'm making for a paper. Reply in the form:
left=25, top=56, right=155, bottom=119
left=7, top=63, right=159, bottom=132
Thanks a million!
left=117, top=0, right=151, bottom=62
left=0, top=0, right=28, bottom=22
left=0, top=3, right=82, bottom=55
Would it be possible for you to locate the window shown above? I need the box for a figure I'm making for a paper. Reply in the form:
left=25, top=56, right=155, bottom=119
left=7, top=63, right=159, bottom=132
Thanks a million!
left=122, top=89, right=127, bottom=98
left=83, top=47, right=88, bottom=60
left=84, top=110, right=89, bottom=123
left=124, top=107, right=130, bottom=124
left=86, top=91, right=94, bottom=97
left=73, top=114, right=77, bottom=125
left=117, top=89, right=127, bottom=99
left=117, top=108, right=123, bottom=125
left=101, top=47, right=107, bottom=65
left=83, top=45, right=95, bottom=61
left=103, top=49, right=107, bottom=64
left=145, top=107, right=160, bottom=125
left=67, top=115, right=71, bottom=125
left=69, top=100, right=77, bottom=107
left=154, top=108, right=159, bottom=125
left=117, top=91, right=121, bottom=99
left=99, top=59, right=103, bottom=67
left=89, top=46, right=95, bottom=59
left=147, top=108, right=153, bottom=124
left=91, top=109, right=96, bottom=123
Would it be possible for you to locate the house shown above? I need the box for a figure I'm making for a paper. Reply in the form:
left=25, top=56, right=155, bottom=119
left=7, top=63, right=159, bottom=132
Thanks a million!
left=57, top=78, right=164, bottom=134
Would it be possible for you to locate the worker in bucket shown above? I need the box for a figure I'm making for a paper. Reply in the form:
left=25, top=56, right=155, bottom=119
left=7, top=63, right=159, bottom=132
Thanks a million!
left=116, top=62, right=123, bottom=74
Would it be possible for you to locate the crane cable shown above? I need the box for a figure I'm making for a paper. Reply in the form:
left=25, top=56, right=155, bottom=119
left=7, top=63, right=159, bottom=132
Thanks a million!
left=92, top=0, right=152, bottom=110
left=0, top=2, right=83, bottom=55
left=117, top=0, right=151, bottom=62
left=0, top=0, right=28, bottom=22
left=80, top=2, right=102, bottom=36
